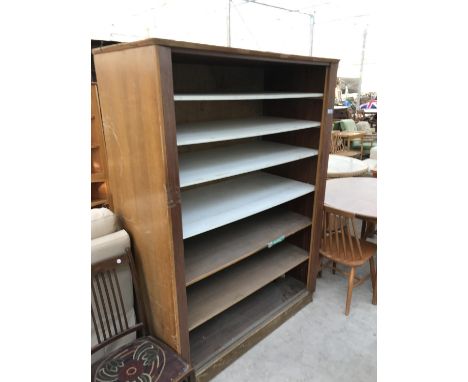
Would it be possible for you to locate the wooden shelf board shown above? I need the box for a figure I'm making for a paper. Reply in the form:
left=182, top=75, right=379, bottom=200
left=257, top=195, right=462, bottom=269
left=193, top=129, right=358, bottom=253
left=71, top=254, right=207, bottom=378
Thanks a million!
left=91, top=144, right=100, bottom=149
left=174, top=92, right=323, bottom=101
left=190, top=276, right=308, bottom=370
left=184, top=209, right=311, bottom=286
left=181, top=172, right=314, bottom=239
left=91, top=199, right=108, bottom=207
left=187, top=242, right=308, bottom=330
left=179, top=141, right=317, bottom=188
left=177, top=117, right=320, bottom=146
left=91, top=173, right=106, bottom=183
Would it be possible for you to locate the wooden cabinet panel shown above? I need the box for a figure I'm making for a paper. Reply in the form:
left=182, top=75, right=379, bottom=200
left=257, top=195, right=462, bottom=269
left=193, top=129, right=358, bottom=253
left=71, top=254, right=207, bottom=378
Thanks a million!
left=93, top=38, right=338, bottom=378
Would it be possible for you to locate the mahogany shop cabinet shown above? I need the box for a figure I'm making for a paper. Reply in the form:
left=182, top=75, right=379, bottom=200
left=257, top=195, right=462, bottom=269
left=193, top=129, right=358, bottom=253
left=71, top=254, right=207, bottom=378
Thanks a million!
left=93, top=38, right=338, bottom=381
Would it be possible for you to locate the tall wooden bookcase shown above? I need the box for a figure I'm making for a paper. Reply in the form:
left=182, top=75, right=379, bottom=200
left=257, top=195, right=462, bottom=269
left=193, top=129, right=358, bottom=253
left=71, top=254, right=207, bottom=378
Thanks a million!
left=93, top=38, right=338, bottom=381
left=91, top=83, right=112, bottom=208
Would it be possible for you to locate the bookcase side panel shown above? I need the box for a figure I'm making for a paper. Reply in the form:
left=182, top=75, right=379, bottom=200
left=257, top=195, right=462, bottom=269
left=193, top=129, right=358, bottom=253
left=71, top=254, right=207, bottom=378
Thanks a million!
left=308, top=61, right=339, bottom=292
left=93, top=45, right=186, bottom=357
left=156, top=45, right=191, bottom=361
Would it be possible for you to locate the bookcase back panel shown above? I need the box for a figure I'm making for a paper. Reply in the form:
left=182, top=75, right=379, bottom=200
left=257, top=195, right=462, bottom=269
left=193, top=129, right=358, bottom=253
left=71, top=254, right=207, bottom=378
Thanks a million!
left=173, top=63, right=264, bottom=93
left=262, top=127, right=322, bottom=151
left=264, top=64, right=326, bottom=93
left=264, top=156, right=317, bottom=186
left=175, top=100, right=263, bottom=123
left=263, top=98, right=324, bottom=121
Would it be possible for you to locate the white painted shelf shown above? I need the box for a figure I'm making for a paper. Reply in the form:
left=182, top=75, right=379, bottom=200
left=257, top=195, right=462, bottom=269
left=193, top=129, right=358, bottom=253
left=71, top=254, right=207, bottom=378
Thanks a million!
left=174, top=92, right=323, bottom=101
left=176, top=117, right=320, bottom=146
left=181, top=172, right=314, bottom=239
left=179, top=141, right=318, bottom=188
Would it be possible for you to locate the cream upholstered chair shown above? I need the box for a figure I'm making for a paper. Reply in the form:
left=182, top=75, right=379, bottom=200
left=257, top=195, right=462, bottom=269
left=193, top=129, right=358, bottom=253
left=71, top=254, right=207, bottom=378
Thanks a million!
left=91, top=208, right=195, bottom=382
left=91, top=208, right=136, bottom=363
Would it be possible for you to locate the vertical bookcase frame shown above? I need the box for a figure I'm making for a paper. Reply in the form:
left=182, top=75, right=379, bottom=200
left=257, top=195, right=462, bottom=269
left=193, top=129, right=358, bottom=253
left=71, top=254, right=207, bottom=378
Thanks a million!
left=93, top=38, right=338, bottom=380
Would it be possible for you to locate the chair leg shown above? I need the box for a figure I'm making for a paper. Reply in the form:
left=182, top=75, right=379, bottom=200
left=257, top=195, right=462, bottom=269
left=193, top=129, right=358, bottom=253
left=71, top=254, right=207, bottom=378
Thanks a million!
left=345, top=267, right=355, bottom=316
left=369, top=257, right=377, bottom=305
left=332, top=261, right=337, bottom=274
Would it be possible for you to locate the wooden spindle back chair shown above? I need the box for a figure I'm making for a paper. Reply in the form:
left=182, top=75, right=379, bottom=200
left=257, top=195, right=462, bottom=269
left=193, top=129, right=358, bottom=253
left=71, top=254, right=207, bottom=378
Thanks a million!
left=319, top=205, right=377, bottom=315
left=91, top=249, right=195, bottom=382
left=91, top=249, right=146, bottom=354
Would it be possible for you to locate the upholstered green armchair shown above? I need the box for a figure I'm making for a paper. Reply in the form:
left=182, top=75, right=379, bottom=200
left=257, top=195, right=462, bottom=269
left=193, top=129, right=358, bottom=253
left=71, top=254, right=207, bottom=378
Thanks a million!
left=337, top=119, right=377, bottom=157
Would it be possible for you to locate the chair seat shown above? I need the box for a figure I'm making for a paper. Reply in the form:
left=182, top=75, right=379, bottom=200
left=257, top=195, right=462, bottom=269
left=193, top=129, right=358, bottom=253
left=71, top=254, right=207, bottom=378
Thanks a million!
left=92, top=336, right=192, bottom=382
left=320, top=239, right=377, bottom=267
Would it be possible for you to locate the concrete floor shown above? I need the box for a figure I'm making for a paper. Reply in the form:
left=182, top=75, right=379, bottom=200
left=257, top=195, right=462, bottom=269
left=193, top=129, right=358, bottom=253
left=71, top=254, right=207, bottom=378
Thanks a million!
left=212, top=232, right=377, bottom=382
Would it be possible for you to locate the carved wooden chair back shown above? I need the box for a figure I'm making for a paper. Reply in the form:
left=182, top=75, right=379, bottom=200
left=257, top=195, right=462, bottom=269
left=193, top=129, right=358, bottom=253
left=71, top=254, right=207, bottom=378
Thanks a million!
left=91, top=249, right=146, bottom=354
left=321, top=205, right=364, bottom=263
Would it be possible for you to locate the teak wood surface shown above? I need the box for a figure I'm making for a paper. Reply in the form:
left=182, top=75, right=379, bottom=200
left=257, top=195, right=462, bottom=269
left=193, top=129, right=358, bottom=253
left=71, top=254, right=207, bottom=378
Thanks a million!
left=319, top=206, right=377, bottom=315
left=184, top=209, right=311, bottom=286
left=93, top=38, right=338, bottom=376
left=91, top=83, right=112, bottom=208
left=190, top=277, right=308, bottom=380
left=187, top=242, right=308, bottom=330
left=93, top=45, right=190, bottom=360
left=92, top=37, right=339, bottom=66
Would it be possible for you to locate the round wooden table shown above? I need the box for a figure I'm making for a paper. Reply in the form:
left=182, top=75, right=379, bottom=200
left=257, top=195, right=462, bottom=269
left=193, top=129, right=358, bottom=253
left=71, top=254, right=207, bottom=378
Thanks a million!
left=325, top=177, right=377, bottom=221
left=327, top=154, right=369, bottom=178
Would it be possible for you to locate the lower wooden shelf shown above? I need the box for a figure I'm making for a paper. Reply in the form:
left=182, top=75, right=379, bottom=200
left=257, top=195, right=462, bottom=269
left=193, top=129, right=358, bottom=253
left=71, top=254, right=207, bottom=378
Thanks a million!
left=91, top=173, right=106, bottom=183
left=190, top=276, right=309, bottom=378
left=187, top=242, right=308, bottom=331
left=91, top=199, right=108, bottom=207
left=184, top=209, right=311, bottom=286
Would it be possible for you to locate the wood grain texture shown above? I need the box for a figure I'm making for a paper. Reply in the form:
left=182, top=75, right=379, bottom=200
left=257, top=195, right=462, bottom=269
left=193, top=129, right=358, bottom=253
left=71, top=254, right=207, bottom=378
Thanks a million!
left=175, top=100, right=262, bottom=124
left=186, top=242, right=308, bottom=330
left=319, top=206, right=377, bottom=315
left=189, top=277, right=306, bottom=370
left=93, top=45, right=189, bottom=360
left=91, top=83, right=112, bottom=209
left=261, top=68, right=327, bottom=287
left=194, top=284, right=311, bottom=382
left=92, top=37, right=339, bottom=66
left=308, top=61, right=338, bottom=292
left=184, top=209, right=311, bottom=286
left=172, top=62, right=264, bottom=94
left=157, top=46, right=191, bottom=361
left=93, top=38, right=340, bottom=374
